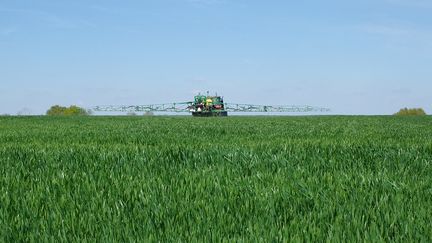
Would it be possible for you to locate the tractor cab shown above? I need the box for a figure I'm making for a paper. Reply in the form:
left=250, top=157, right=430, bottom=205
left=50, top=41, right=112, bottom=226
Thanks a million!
left=191, top=94, right=227, bottom=117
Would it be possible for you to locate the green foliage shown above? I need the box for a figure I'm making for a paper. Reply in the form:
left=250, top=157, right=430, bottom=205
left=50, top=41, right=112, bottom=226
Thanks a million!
left=0, top=116, right=432, bottom=241
left=46, top=105, right=89, bottom=116
left=394, top=108, right=426, bottom=116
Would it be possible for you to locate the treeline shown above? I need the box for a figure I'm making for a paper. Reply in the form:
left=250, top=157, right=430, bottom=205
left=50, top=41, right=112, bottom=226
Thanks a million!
left=394, top=108, right=426, bottom=116
left=46, top=105, right=90, bottom=116
left=37, top=106, right=429, bottom=116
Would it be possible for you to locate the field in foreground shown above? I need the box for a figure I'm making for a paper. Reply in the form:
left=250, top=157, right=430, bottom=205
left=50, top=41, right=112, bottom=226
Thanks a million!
left=0, top=116, right=431, bottom=241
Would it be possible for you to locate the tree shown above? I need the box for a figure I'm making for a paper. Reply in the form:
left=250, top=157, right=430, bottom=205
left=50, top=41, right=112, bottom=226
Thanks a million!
left=64, top=105, right=89, bottom=116
left=46, top=105, right=90, bottom=116
left=46, top=105, right=67, bottom=116
left=394, top=108, right=426, bottom=116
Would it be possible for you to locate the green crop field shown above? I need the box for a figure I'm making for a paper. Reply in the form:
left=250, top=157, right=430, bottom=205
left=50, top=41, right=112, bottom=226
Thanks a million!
left=0, top=116, right=431, bottom=241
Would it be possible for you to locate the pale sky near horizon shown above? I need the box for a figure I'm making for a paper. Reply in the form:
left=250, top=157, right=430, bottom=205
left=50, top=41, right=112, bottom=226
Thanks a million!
left=1, top=0, right=431, bottom=115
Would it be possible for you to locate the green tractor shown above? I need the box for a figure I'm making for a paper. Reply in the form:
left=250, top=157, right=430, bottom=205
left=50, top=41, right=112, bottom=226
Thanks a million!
left=189, top=94, right=228, bottom=117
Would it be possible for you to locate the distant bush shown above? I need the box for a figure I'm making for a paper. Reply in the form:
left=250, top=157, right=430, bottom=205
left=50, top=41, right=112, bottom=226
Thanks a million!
left=127, top=112, right=137, bottom=116
left=144, top=111, right=154, bottom=116
left=47, top=105, right=90, bottom=116
left=394, top=108, right=426, bottom=116
left=17, top=108, right=32, bottom=116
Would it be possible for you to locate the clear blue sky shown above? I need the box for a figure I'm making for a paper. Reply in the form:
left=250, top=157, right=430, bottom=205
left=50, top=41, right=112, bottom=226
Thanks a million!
left=1, top=0, right=431, bottom=115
